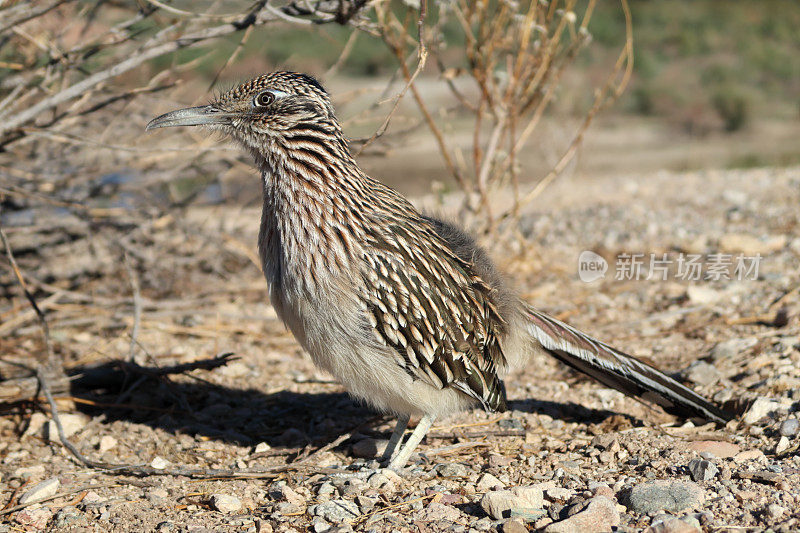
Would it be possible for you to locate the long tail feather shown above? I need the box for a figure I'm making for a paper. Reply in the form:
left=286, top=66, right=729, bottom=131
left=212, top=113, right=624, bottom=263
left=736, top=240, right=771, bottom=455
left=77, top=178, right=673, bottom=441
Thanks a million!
left=522, top=303, right=732, bottom=424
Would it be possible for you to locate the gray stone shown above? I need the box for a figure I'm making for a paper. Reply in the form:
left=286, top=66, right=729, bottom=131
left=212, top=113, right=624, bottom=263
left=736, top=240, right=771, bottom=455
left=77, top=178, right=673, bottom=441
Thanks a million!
left=19, top=477, right=60, bottom=504
left=480, top=486, right=544, bottom=520
left=543, top=496, right=620, bottom=533
left=709, top=337, right=757, bottom=361
left=682, top=361, right=722, bottom=386
left=623, top=480, right=705, bottom=514
left=687, top=459, right=718, bottom=482
left=313, top=499, right=360, bottom=524
left=743, top=398, right=782, bottom=425
left=44, top=413, right=89, bottom=442
left=53, top=506, right=84, bottom=529
left=476, top=473, right=505, bottom=491
left=646, top=516, right=702, bottom=533
left=437, top=462, right=469, bottom=478
left=351, top=438, right=388, bottom=459
left=210, top=494, right=242, bottom=514
left=765, top=503, right=786, bottom=520
left=419, top=501, right=461, bottom=522
left=779, top=418, right=799, bottom=437
left=501, top=518, right=528, bottom=533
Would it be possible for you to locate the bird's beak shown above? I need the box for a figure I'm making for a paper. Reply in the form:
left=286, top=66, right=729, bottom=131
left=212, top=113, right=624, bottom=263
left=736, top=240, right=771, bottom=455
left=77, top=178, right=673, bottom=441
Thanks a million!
left=145, top=105, right=231, bottom=131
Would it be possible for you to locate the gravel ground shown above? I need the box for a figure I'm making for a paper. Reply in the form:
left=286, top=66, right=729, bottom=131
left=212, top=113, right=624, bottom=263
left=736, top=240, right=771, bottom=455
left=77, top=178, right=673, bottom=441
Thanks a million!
left=1, top=166, right=799, bottom=532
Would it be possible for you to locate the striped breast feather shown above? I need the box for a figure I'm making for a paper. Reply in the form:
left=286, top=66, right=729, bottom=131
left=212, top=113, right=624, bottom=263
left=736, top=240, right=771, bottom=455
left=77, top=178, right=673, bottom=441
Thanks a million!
left=360, top=221, right=508, bottom=412
left=522, top=303, right=732, bottom=424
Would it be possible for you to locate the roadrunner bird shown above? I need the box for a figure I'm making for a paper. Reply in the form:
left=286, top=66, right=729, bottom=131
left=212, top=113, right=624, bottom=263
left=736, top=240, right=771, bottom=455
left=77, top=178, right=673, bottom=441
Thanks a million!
left=146, top=72, right=731, bottom=470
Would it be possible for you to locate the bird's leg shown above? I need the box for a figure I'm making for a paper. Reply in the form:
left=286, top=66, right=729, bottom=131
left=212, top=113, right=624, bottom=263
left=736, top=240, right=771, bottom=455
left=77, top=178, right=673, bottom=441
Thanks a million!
left=380, top=414, right=410, bottom=463
left=387, top=414, right=435, bottom=471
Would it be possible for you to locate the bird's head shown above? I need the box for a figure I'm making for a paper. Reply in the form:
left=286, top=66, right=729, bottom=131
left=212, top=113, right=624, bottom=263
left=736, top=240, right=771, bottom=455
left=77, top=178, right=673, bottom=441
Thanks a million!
left=146, top=71, right=340, bottom=152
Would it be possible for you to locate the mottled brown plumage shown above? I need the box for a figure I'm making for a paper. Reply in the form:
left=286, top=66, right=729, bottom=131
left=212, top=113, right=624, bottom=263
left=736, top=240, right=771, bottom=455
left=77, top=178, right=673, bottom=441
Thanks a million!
left=147, top=71, right=731, bottom=470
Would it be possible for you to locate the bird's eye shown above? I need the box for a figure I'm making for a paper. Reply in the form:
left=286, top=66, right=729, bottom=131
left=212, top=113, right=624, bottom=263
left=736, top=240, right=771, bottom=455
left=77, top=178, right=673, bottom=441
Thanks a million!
left=254, top=91, right=275, bottom=107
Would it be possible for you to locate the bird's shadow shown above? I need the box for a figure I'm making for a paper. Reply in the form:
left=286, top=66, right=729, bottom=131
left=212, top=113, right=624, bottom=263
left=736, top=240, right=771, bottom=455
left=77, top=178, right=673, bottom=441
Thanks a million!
left=66, top=361, right=633, bottom=452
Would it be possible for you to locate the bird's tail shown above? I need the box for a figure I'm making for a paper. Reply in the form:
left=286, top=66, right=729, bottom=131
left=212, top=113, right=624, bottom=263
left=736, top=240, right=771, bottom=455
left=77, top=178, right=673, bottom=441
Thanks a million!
left=521, top=303, right=732, bottom=424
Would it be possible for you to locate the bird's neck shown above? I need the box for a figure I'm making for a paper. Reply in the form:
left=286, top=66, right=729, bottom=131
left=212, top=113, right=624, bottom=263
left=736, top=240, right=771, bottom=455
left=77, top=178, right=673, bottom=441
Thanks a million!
left=255, top=135, right=368, bottom=294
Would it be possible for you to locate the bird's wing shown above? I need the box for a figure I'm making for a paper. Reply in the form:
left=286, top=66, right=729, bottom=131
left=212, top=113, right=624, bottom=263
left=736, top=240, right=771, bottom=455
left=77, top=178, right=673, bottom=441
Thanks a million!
left=359, top=218, right=508, bottom=412
left=523, top=303, right=732, bottom=423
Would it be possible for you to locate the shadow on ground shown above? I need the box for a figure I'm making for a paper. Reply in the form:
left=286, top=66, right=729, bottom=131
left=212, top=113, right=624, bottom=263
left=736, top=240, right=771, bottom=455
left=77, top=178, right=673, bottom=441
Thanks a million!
left=67, top=361, right=639, bottom=453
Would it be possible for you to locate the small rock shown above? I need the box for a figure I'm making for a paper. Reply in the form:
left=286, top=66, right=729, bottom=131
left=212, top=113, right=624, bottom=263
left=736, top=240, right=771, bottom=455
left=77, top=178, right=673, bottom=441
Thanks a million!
left=150, top=456, right=169, bottom=469
left=98, top=435, right=117, bottom=454
left=254, top=442, right=271, bottom=453
left=764, top=503, right=786, bottom=520
left=545, top=487, right=574, bottom=501
left=709, top=337, right=757, bottom=361
left=367, top=469, right=402, bottom=492
left=622, top=481, right=705, bottom=515
left=733, top=449, right=765, bottom=463
left=778, top=418, right=799, bottom=437
left=311, top=518, right=331, bottom=532
left=13, top=464, right=46, bottom=479
left=22, top=412, right=49, bottom=437
left=743, top=398, right=781, bottom=424
left=686, top=286, right=722, bottom=305
left=313, top=499, right=359, bottom=524
left=14, top=506, right=54, bottom=529
left=210, top=494, right=242, bottom=514
left=543, top=496, right=620, bottom=533
left=501, top=517, right=528, bottom=533
left=351, top=438, right=388, bottom=458
left=45, top=413, right=89, bottom=442
left=19, top=477, right=60, bottom=504
left=220, top=361, right=250, bottom=378
left=687, top=459, right=718, bottom=482
left=480, top=486, right=544, bottom=520
left=719, top=233, right=786, bottom=255
left=437, top=463, right=469, bottom=478
left=646, top=516, right=701, bottom=533
left=775, top=436, right=790, bottom=454
left=53, top=506, right=84, bottom=529
left=476, top=473, right=505, bottom=491
left=686, top=441, right=739, bottom=458
left=682, top=361, right=722, bottom=386
left=419, top=501, right=461, bottom=522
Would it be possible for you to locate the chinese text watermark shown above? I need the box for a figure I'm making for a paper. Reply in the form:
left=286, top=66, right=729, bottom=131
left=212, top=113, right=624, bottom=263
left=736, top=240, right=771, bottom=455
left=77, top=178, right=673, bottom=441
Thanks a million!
left=578, top=252, right=761, bottom=283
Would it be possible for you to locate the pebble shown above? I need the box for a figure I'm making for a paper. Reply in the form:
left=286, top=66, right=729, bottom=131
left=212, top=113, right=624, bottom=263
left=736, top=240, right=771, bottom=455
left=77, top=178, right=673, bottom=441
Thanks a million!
left=98, top=435, right=117, bottom=454
left=743, top=398, right=781, bottom=424
left=437, top=462, right=469, bottom=478
left=543, top=496, right=620, bottom=533
left=682, top=361, right=722, bottom=386
left=686, top=441, right=739, bottom=458
left=14, top=506, right=54, bottom=529
left=254, top=442, right=271, bottom=453
left=210, top=494, right=242, bottom=514
left=13, top=464, right=46, bottom=479
left=623, top=481, right=705, bottom=514
left=45, top=413, right=89, bottom=442
left=312, top=499, right=360, bottom=524
left=351, top=438, right=387, bottom=458
left=52, top=506, right=84, bottom=529
left=687, top=459, right=719, bottom=482
left=686, top=286, right=722, bottom=305
left=545, top=487, right=574, bottom=501
left=732, top=449, right=765, bottom=463
left=150, top=456, right=169, bottom=469
left=719, top=233, right=786, bottom=255
left=646, top=516, right=702, bottom=533
left=764, top=503, right=786, bottom=520
left=419, top=501, right=461, bottom=522
left=710, top=337, right=757, bottom=361
left=501, top=517, right=528, bottom=533
left=476, top=473, right=505, bottom=491
left=19, top=477, right=60, bottom=504
left=480, top=485, right=544, bottom=520
left=775, top=436, right=790, bottom=454
left=778, top=418, right=799, bottom=437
